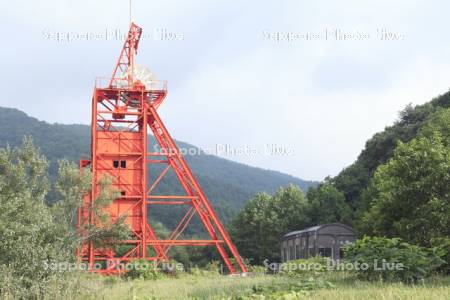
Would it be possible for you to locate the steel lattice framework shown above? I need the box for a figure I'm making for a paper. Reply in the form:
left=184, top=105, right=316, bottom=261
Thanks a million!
left=77, top=23, right=247, bottom=274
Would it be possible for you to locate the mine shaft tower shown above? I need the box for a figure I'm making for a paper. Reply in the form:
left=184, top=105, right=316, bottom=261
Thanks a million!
left=77, top=23, right=247, bottom=274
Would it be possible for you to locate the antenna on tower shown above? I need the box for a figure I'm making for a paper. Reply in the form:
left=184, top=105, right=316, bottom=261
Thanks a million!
left=129, top=0, right=132, bottom=25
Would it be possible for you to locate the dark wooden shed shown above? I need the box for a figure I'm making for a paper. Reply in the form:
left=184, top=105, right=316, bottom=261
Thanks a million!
left=281, top=223, right=355, bottom=262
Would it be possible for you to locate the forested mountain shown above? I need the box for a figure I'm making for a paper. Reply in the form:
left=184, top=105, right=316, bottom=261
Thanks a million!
left=331, top=90, right=450, bottom=211
left=0, top=106, right=317, bottom=226
left=231, top=90, right=450, bottom=263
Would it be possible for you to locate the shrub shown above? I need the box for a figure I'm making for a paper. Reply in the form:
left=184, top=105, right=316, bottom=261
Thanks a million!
left=124, top=260, right=164, bottom=280
left=248, top=276, right=334, bottom=299
left=430, top=237, right=450, bottom=274
left=343, top=236, right=445, bottom=283
left=160, top=260, right=184, bottom=277
left=0, top=140, right=80, bottom=299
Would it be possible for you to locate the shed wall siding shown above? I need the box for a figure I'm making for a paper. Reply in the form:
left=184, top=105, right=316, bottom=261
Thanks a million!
left=281, top=223, right=355, bottom=261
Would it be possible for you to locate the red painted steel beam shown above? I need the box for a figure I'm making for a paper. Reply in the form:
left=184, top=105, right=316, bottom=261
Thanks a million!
left=77, top=22, right=247, bottom=275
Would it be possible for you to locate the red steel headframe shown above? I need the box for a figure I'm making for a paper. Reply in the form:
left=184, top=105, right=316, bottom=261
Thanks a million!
left=77, top=23, right=247, bottom=274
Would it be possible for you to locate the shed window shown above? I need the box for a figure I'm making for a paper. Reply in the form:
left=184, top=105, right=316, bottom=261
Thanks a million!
left=113, top=160, right=119, bottom=168
left=318, top=247, right=332, bottom=258
left=295, top=245, right=300, bottom=259
left=121, top=160, right=127, bottom=168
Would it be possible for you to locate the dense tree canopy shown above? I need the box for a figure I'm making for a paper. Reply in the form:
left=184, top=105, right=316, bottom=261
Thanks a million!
left=306, top=181, right=352, bottom=225
left=230, top=104, right=450, bottom=264
left=229, top=184, right=353, bottom=264
left=332, top=91, right=450, bottom=210
left=0, top=138, right=66, bottom=298
left=0, top=139, right=129, bottom=298
left=229, top=185, right=310, bottom=264
left=360, top=109, right=450, bottom=246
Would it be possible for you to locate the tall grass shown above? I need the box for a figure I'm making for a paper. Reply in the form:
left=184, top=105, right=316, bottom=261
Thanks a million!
left=309, top=279, right=450, bottom=300
left=77, top=273, right=299, bottom=299
left=74, top=273, right=450, bottom=300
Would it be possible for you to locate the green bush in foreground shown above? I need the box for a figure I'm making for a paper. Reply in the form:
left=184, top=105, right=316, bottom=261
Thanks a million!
left=237, top=257, right=335, bottom=299
left=0, top=139, right=78, bottom=299
left=247, top=277, right=334, bottom=299
left=344, top=236, right=445, bottom=283
left=0, top=139, right=130, bottom=299
left=431, top=237, right=450, bottom=275
left=124, top=260, right=165, bottom=280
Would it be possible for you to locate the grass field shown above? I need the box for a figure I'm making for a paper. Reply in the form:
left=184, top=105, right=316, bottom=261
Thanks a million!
left=76, top=272, right=450, bottom=300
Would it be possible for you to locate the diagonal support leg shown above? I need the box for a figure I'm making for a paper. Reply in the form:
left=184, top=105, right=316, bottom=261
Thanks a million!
left=147, top=105, right=247, bottom=273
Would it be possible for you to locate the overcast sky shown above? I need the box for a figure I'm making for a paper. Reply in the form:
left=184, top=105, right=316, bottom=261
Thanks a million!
left=1, top=0, right=450, bottom=181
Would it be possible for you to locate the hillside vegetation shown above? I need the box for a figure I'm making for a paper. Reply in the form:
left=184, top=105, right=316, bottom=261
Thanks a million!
left=332, top=91, right=450, bottom=211
left=0, top=106, right=316, bottom=227
left=230, top=90, right=450, bottom=267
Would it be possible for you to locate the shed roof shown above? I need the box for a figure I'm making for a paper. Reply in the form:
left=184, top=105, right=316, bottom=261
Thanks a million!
left=282, top=223, right=353, bottom=238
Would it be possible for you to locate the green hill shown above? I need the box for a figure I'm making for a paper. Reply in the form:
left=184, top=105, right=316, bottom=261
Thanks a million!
left=332, top=90, right=450, bottom=211
left=0, top=106, right=317, bottom=228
